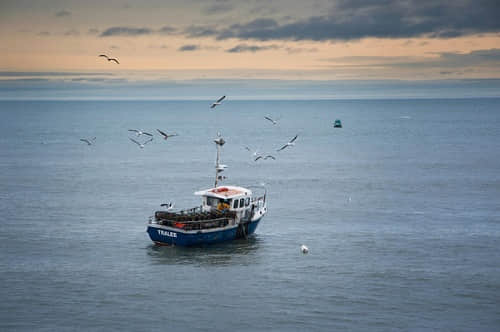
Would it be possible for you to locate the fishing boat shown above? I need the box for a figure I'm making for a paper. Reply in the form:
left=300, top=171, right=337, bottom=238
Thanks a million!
left=333, top=119, right=342, bottom=128
left=146, top=134, right=267, bottom=246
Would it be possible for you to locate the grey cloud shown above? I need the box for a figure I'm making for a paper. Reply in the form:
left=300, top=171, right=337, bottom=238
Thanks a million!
left=0, top=72, right=110, bottom=77
left=55, top=10, right=71, bottom=17
left=249, top=5, right=279, bottom=16
left=178, top=44, right=200, bottom=51
left=226, top=44, right=279, bottom=53
left=64, top=29, right=80, bottom=36
left=203, top=3, right=233, bottom=15
left=91, top=1, right=500, bottom=42
left=438, top=49, right=500, bottom=66
left=158, top=26, right=177, bottom=34
left=100, top=26, right=152, bottom=37
left=184, top=25, right=219, bottom=38
left=99, top=26, right=176, bottom=37
left=210, top=1, right=500, bottom=41
left=285, top=46, right=318, bottom=54
left=323, top=49, right=500, bottom=69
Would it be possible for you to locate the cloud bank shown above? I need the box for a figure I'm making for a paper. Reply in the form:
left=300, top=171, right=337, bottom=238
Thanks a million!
left=189, top=1, right=500, bottom=41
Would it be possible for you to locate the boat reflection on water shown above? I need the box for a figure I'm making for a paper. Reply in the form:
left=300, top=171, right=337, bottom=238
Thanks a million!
left=146, top=236, right=263, bottom=266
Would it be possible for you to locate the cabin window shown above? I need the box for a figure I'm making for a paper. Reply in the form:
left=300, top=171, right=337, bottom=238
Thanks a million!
left=245, top=198, right=250, bottom=206
left=239, top=198, right=244, bottom=208
left=233, top=199, right=238, bottom=209
left=206, top=197, right=218, bottom=207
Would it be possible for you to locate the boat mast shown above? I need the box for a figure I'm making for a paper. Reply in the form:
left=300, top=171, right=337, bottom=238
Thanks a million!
left=214, top=133, right=226, bottom=187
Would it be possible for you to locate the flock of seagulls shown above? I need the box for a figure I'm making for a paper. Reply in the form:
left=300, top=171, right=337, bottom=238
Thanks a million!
left=78, top=93, right=299, bottom=161
left=79, top=128, right=177, bottom=149
left=243, top=118, right=298, bottom=162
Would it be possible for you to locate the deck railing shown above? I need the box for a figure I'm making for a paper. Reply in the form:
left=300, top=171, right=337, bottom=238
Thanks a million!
left=154, top=217, right=230, bottom=231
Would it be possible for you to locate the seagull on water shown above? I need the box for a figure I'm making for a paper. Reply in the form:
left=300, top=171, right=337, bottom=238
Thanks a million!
left=277, top=135, right=298, bottom=151
left=264, top=116, right=280, bottom=125
left=99, top=54, right=120, bottom=64
left=80, top=137, right=96, bottom=145
left=129, top=137, right=153, bottom=149
left=161, top=202, right=175, bottom=211
left=210, top=95, right=226, bottom=109
left=128, top=129, right=153, bottom=137
left=301, top=244, right=309, bottom=254
left=157, top=129, right=178, bottom=140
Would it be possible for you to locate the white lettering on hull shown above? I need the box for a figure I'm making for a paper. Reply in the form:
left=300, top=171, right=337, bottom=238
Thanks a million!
left=158, top=229, right=177, bottom=238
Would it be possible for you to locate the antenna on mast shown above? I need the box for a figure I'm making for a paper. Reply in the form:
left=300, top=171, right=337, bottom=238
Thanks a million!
left=214, top=132, right=227, bottom=187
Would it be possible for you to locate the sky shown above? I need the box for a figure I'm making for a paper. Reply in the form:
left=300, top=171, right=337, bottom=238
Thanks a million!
left=1, top=0, right=500, bottom=98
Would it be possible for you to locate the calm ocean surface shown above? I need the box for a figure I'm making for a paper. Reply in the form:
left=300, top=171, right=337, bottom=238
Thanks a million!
left=0, top=99, right=499, bottom=331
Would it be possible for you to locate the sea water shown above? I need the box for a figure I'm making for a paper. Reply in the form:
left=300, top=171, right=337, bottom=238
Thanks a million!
left=0, top=99, right=499, bottom=331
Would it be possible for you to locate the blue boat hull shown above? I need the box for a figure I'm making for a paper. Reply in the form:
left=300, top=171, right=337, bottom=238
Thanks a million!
left=147, top=218, right=262, bottom=246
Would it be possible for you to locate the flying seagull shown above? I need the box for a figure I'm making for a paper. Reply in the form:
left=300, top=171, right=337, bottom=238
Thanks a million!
left=80, top=137, right=96, bottom=145
left=264, top=116, right=279, bottom=125
left=128, top=129, right=153, bottom=137
left=277, top=135, right=298, bottom=151
left=99, top=54, right=119, bottom=64
left=210, top=95, right=226, bottom=109
left=157, top=129, right=179, bottom=140
left=129, top=137, right=153, bottom=149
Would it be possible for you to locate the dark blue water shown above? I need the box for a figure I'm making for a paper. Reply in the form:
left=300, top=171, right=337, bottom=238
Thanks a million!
left=1, top=99, right=499, bottom=331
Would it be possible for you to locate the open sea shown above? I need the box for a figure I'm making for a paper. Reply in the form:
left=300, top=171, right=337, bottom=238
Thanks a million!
left=0, top=98, right=499, bottom=331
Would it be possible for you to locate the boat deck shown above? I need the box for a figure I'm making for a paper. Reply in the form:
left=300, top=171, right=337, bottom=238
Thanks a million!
left=153, top=208, right=237, bottom=231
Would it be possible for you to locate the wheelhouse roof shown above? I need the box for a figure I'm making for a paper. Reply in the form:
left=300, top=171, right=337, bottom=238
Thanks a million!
left=194, top=185, right=252, bottom=199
